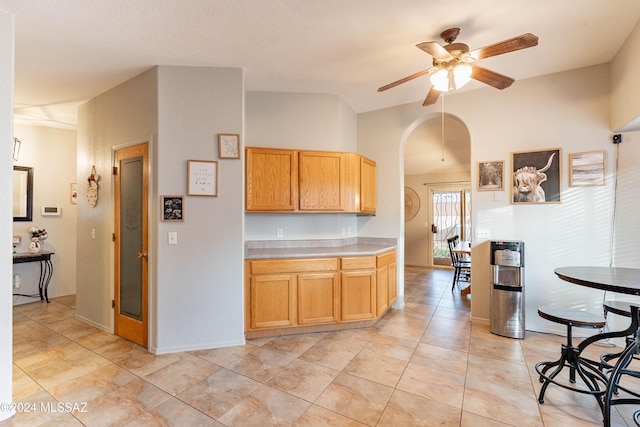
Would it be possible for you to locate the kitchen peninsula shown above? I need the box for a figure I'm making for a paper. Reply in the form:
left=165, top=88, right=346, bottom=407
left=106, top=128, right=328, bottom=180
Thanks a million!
left=244, top=238, right=397, bottom=338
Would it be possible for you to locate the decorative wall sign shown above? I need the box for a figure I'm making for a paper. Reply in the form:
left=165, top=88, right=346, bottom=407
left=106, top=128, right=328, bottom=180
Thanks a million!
left=87, top=166, right=100, bottom=207
left=218, top=133, right=240, bottom=159
left=161, top=196, right=184, bottom=222
left=187, top=160, right=218, bottom=196
left=569, top=150, right=606, bottom=187
left=511, top=148, right=561, bottom=204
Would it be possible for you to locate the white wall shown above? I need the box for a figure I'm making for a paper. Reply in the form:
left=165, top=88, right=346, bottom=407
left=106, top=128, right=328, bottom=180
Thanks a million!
left=359, top=64, right=620, bottom=335
left=611, top=17, right=640, bottom=131
left=77, top=68, right=158, bottom=331
left=0, top=9, right=14, bottom=422
left=244, top=91, right=359, bottom=241
left=12, top=124, right=77, bottom=304
left=155, top=66, right=244, bottom=353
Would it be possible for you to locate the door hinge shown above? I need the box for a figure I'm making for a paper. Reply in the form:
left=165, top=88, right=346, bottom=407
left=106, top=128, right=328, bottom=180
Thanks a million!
left=112, top=233, right=116, bottom=242
left=111, top=299, right=115, bottom=309
left=112, top=166, right=118, bottom=175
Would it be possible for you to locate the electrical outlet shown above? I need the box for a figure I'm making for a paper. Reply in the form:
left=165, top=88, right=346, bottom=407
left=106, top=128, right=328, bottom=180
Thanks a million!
left=347, top=227, right=352, bottom=236
left=276, top=228, right=284, bottom=238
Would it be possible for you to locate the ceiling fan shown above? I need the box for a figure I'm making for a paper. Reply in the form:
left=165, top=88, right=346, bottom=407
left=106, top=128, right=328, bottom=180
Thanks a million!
left=378, top=28, right=538, bottom=106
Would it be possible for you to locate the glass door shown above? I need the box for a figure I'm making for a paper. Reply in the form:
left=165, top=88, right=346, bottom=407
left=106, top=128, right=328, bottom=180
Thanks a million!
left=430, top=186, right=471, bottom=266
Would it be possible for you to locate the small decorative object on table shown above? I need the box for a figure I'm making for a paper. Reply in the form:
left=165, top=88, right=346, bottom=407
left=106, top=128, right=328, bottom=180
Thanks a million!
left=27, top=226, right=47, bottom=253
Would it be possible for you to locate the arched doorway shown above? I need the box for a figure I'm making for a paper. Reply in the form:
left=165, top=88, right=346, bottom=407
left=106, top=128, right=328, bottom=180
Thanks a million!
left=403, top=113, right=471, bottom=267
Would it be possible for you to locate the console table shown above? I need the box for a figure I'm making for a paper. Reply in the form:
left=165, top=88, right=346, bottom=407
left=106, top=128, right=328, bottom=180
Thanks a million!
left=13, top=251, right=54, bottom=303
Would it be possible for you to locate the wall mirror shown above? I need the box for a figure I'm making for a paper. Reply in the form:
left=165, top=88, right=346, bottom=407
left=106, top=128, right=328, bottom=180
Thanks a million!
left=13, top=166, right=33, bottom=222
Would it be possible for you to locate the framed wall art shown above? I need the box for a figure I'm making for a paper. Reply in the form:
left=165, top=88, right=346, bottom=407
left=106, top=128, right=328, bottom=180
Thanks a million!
left=511, top=148, right=561, bottom=204
left=161, top=195, right=184, bottom=222
left=569, top=150, right=606, bottom=187
left=218, top=133, right=240, bottom=159
left=478, top=161, right=504, bottom=191
left=187, top=160, right=218, bottom=196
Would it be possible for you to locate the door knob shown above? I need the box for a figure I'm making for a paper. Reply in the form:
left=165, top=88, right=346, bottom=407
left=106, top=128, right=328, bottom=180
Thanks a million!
left=137, top=252, right=147, bottom=259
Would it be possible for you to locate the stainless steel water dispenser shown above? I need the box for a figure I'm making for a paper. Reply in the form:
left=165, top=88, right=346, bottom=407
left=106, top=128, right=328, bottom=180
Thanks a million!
left=490, top=240, right=525, bottom=339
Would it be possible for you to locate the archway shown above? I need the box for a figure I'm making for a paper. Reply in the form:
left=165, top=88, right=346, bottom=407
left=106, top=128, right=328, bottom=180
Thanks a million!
left=402, top=113, right=471, bottom=268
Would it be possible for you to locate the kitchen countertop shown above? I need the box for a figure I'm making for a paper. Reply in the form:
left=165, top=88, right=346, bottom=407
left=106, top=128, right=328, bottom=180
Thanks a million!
left=245, top=238, right=396, bottom=260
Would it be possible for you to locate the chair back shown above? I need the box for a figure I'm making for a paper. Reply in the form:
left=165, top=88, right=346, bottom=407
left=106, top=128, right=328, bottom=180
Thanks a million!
left=446, top=236, right=459, bottom=265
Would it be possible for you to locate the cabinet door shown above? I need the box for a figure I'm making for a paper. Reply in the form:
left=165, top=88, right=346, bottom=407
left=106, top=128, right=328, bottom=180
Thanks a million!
left=388, top=261, right=397, bottom=306
left=299, top=151, right=344, bottom=211
left=298, top=272, right=339, bottom=325
left=249, top=274, right=296, bottom=329
left=246, top=148, right=298, bottom=211
left=341, top=270, right=375, bottom=321
left=360, top=156, right=376, bottom=213
left=376, top=265, right=389, bottom=315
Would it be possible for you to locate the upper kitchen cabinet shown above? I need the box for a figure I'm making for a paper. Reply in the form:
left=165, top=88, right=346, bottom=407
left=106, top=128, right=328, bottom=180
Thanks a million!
left=299, top=150, right=345, bottom=211
left=245, top=147, right=376, bottom=213
left=245, top=148, right=298, bottom=211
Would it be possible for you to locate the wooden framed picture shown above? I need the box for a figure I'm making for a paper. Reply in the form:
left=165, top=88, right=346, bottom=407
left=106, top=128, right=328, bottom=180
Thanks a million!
left=218, top=133, right=240, bottom=159
left=161, top=195, right=184, bottom=222
left=70, top=183, right=78, bottom=204
left=569, top=150, right=606, bottom=187
left=187, top=160, right=218, bottom=196
left=512, top=148, right=561, bottom=204
left=478, top=161, right=504, bottom=191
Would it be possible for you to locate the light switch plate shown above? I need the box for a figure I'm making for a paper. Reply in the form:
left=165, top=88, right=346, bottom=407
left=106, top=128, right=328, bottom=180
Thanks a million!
left=168, top=232, right=178, bottom=245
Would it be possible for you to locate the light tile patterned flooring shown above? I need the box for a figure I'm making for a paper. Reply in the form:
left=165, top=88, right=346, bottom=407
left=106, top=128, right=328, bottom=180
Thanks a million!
left=5, top=266, right=640, bottom=426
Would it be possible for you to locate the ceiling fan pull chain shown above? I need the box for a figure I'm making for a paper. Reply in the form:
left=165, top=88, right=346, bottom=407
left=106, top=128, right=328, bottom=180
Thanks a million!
left=441, top=93, right=445, bottom=162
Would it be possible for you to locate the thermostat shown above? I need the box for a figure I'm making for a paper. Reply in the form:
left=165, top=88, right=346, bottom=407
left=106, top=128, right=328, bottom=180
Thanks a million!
left=41, top=206, right=62, bottom=216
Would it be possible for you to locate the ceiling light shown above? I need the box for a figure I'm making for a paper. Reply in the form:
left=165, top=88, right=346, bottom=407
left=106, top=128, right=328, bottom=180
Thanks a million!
left=430, top=64, right=472, bottom=92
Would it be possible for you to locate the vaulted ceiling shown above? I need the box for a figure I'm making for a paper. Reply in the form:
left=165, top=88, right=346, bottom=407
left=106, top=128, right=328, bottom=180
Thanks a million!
left=3, top=1, right=640, bottom=130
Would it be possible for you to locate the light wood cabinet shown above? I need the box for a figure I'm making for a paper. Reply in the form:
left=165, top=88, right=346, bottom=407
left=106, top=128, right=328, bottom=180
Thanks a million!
left=246, top=258, right=338, bottom=330
left=299, top=151, right=345, bottom=211
left=249, top=274, right=296, bottom=329
left=341, top=256, right=376, bottom=321
left=298, top=272, right=339, bottom=325
left=245, top=147, right=375, bottom=213
left=376, top=251, right=397, bottom=316
left=245, top=250, right=395, bottom=334
left=360, top=156, right=377, bottom=213
left=245, top=148, right=298, bottom=211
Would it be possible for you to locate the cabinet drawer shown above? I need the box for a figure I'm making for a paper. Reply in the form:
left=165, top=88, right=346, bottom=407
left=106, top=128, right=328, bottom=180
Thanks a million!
left=376, top=251, right=396, bottom=268
left=341, top=256, right=376, bottom=270
left=250, top=258, right=337, bottom=275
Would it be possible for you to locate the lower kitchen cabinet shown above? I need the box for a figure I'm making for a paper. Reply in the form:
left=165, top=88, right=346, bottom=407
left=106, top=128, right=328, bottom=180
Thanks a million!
left=245, top=250, right=396, bottom=336
left=249, top=274, right=296, bottom=329
left=297, top=272, right=340, bottom=325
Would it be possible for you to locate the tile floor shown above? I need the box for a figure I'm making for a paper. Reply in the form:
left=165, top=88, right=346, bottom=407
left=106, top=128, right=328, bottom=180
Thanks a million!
left=5, top=266, right=640, bottom=426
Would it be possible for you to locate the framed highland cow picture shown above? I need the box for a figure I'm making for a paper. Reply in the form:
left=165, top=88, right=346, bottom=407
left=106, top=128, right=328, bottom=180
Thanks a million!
left=511, top=148, right=561, bottom=204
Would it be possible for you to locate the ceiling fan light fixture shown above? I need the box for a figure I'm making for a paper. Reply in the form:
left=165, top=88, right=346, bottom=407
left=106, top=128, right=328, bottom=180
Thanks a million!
left=430, top=64, right=472, bottom=92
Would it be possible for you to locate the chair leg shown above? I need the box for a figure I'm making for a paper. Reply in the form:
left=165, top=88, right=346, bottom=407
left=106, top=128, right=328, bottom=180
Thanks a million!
left=451, top=266, right=459, bottom=291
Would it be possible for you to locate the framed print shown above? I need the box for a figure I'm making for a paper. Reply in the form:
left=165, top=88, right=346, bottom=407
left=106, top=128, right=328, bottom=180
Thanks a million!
left=161, top=196, right=184, bottom=222
left=187, top=160, right=218, bottom=196
left=70, top=183, right=78, bottom=204
left=569, top=150, right=606, bottom=187
left=478, top=161, right=504, bottom=190
left=512, top=148, right=561, bottom=204
left=218, top=133, right=240, bottom=159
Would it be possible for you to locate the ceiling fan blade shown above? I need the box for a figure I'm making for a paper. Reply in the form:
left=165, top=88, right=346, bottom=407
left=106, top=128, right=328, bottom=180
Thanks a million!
left=469, top=33, right=538, bottom=61
left=377, top=68, right=432, bottom=92
left=423, top=87, right=441, bottom=106
left=416, top=41, right=452, bottom=60
left=471, top=66, right=514, bottom=90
